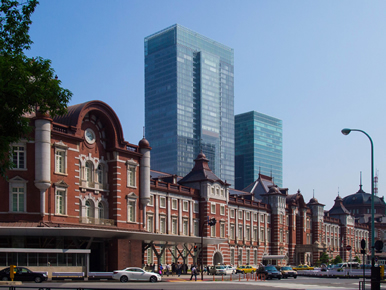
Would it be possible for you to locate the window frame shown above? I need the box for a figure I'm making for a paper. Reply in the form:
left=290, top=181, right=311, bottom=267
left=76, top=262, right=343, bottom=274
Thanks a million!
left=220, top=205, right=225, bottom=215
left=127, top=196, right=137, bottom=223
left=55, top=187, right=67, bottom=216
left=160, top=196, right=166, bottom=208
left=211, top=203, right=216, bottom=214
left=172, top=199, right=178, bottom=210
left=11, top=143, right=26, bottom=170
left=183, top=200, right=188, bottom=212
left=9, top=177, right=27, bottom=213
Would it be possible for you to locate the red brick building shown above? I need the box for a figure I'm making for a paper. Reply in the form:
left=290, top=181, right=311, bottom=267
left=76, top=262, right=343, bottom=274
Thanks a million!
left=0, top=100, right=382, bottom=276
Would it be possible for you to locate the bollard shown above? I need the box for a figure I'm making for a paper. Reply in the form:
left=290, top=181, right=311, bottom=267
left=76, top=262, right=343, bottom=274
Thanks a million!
left=247, top=273, right=249, bottom=281
left=222, top=274, right=224, bottom=281
left=255, top=272, right=257, bottom=281
left=244, top=272, right=246, bottom=279
left=213, top=274, right=215, bottom=281
left=230, top=274, right=232, bottom=281
left=239, top=274, right=241, bottom=281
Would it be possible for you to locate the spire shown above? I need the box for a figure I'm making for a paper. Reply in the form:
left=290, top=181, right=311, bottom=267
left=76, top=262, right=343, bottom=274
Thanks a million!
left=360, top=171, right=363, bottom=190
left=143, top=126, right=145, bottom=138
left=313, top=189, right=315, bottom=198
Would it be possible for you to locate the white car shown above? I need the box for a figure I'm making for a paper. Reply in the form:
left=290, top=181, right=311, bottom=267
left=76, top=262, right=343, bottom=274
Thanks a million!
left=212, top=265, right=235, bottom=275
left=112, top=267, right=161, bottom=282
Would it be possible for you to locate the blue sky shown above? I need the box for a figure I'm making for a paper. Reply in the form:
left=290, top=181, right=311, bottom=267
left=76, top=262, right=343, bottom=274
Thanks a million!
left=26, top=0, right=386, bottom=210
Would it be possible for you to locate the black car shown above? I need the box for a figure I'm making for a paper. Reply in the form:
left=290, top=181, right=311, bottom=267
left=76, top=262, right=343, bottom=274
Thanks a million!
left=264, top=265, right=282, bottom=280
left=0, top=267, right=47, bottom=283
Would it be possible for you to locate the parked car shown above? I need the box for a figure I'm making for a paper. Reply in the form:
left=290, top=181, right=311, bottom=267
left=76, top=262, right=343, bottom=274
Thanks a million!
left=235, top=265, right=256, bottom=274
left=112, top=267, right=161, bottom=282
left=226, top=265, right=236, bottom=274
left=292, top=264, right=314, bottom=270
left=210, top=265, right=234, bottom=275
left=280, top=266, right=297, bottom=278
left=264, top=265, right=282, bottom=280
left=0, top=267, right=47, bottom=283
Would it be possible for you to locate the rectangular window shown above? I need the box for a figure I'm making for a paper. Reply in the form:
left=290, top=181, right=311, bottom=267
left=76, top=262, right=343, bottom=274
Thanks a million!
left=194, top=202, right=199, bottom=213
left=246, top=212, right=250, bottom=220
left=268, top=229, right=271, bottom=242
left=160, top=217, right=166, bottom=234
left=254, top=250, right=258, bottom=265
left=147, top=215, right=153, bottom=232
left=172, top=199, right=177, bottom=210
left=239, top=210, right=243, bottom=219
left=220, top=223, right=225, bottom=238
left=12, top=145, right=25, bottom=169
left=148, top=195, right=154, bottom=206
left=211, top=204, right=216, bottom=214
left=253, top=228, right=258, bottom=241
left=183, top=200, right=188, bottom=211
left=286, top=215, right=289, bottom=226
left=211, top=224, right=216, bottom=237
left=160, top=197, right=166, bottom=208
left=128, top=201, right=136, bottom=222
left=183, top=220, right=188, bottom=235
left=220, top=205, right=225, bottom=215
left=128, top=166, right=136, bottom=187
left=55, top=189, right=66, bottom=215
left=246, top=249, right=250, bottom=265
left=267, top=215, right=271, bottom=224
left=230, top=249, right=235, bottom=265
left=230, top=209, right=235, bottom=218
left=246, top=227, right=250, bottom=240
left=260, top=229, right=265, bottom=241
left=230, top=224, right=235, bottom=239
left=254, top=213, right=257, bottom=222
left=147, top=248, right=153, bottom=264
left=172, top=219, right=177, bottom=234
left=12, top=187, right=24, bottom=212
left=55, top=150, right=65, bottom=173
left=194, top=220, right=199, bottom=236
left=238, top=226, right=243, bottom=239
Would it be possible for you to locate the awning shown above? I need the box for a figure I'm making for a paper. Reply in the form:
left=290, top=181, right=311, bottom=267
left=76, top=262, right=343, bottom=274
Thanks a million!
left=262, top=255, right=287, bottom=260
left=0, top=226, right=226, bottom=245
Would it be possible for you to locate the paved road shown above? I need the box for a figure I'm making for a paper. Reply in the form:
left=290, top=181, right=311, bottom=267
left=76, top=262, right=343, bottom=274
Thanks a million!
left=9, top=276, right=381, bottom=290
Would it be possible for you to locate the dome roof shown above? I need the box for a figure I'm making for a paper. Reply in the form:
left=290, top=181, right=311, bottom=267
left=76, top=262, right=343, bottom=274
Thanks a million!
left=343, top=186, right=385, bottom=206
left=138, top=137, right=150, bottom=149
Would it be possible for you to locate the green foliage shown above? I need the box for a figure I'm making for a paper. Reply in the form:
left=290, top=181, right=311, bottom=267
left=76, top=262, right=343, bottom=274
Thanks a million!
left=354, top=256, right=361, bottom=263
left=319, top=252, right=330, bottom=264
left=0, top=0, right=72, bottom=177
left=332, top=255, right=342, bottom=264
left=314, top=259, right=321, bottom=267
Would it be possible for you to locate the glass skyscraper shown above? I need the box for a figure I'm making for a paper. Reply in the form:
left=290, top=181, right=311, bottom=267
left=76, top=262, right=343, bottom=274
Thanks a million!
left=235, top=111, right=283, bottom=190
left=145, top=24, right=235, bottom=185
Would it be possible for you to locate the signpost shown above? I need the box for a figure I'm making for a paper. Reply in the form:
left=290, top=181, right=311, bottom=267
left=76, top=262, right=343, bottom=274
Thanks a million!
left=347, top=245, right=352, bottom=275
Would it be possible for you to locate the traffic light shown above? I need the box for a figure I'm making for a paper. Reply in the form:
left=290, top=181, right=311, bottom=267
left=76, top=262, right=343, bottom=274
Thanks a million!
left=375, top=240, right=384, bottom=253
left=194, top=245, right=198, bottom=252
left=361, top=239, right=366, bottom=250
left=208, top=218, right=216, bottom=226
left=9, top=265, right=16, bottom=281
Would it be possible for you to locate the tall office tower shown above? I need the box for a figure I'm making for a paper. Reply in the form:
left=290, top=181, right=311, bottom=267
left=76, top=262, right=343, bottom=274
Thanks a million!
left=145, top=24, right=235, bottom=185
left=235, top=111, right=283, bottom=190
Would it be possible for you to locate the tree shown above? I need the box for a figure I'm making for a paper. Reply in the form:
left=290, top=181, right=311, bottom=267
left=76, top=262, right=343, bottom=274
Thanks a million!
left=319, top=252, right=330, bottom=264
left=354, top=255, right=361, bottom=264
left=332, top=255, right=342, bottom=264
left=0, top=0, right=72, bottom=177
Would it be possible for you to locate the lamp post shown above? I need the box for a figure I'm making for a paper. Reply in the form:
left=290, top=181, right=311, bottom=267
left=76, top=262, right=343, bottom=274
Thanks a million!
left=341, top=128, right=376, bottom=288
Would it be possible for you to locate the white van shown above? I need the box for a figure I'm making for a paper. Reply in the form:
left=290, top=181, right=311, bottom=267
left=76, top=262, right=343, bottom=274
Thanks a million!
left=335, top=262, right=360, bottom=269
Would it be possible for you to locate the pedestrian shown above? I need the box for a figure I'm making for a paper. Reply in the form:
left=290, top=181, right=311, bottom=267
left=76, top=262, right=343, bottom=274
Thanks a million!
left=190, top=265, right=197, bottom=281
left=166, top=264, right=170, bottom=277
left=177, top=262, right=182, bottom=277
left=159, top=264, right=163, bottom=276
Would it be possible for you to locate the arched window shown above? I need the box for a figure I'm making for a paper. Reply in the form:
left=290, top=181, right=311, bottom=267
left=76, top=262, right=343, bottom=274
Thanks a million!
left=85, top=200, right=94, bottom=218
left=98, top=202, right=104, bottom=219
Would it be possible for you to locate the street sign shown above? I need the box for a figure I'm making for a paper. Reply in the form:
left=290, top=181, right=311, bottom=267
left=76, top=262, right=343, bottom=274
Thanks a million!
left=346, top=245, right=352, bottom=251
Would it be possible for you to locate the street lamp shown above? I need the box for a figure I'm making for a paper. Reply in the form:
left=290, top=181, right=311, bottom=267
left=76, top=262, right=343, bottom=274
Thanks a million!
left=341, top=128, right=376, bottom=287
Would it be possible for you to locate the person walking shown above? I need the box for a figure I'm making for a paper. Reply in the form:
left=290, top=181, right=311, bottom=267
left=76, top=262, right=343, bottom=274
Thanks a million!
left=190, top=265, right=197, bottom=281
left=177, top=262, right=182, bottom=277
left=165, top=264, right=170, bottom=277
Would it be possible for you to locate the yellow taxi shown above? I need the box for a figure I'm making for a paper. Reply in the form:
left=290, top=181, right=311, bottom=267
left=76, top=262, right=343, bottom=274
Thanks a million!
left=292, top=264, right=314, bottom=271
left=235, top=265, right=256, bottom=274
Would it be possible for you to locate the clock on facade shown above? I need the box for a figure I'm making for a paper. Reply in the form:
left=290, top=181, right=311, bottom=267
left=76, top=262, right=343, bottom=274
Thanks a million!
left=85, top=128, right=96, bottom=144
